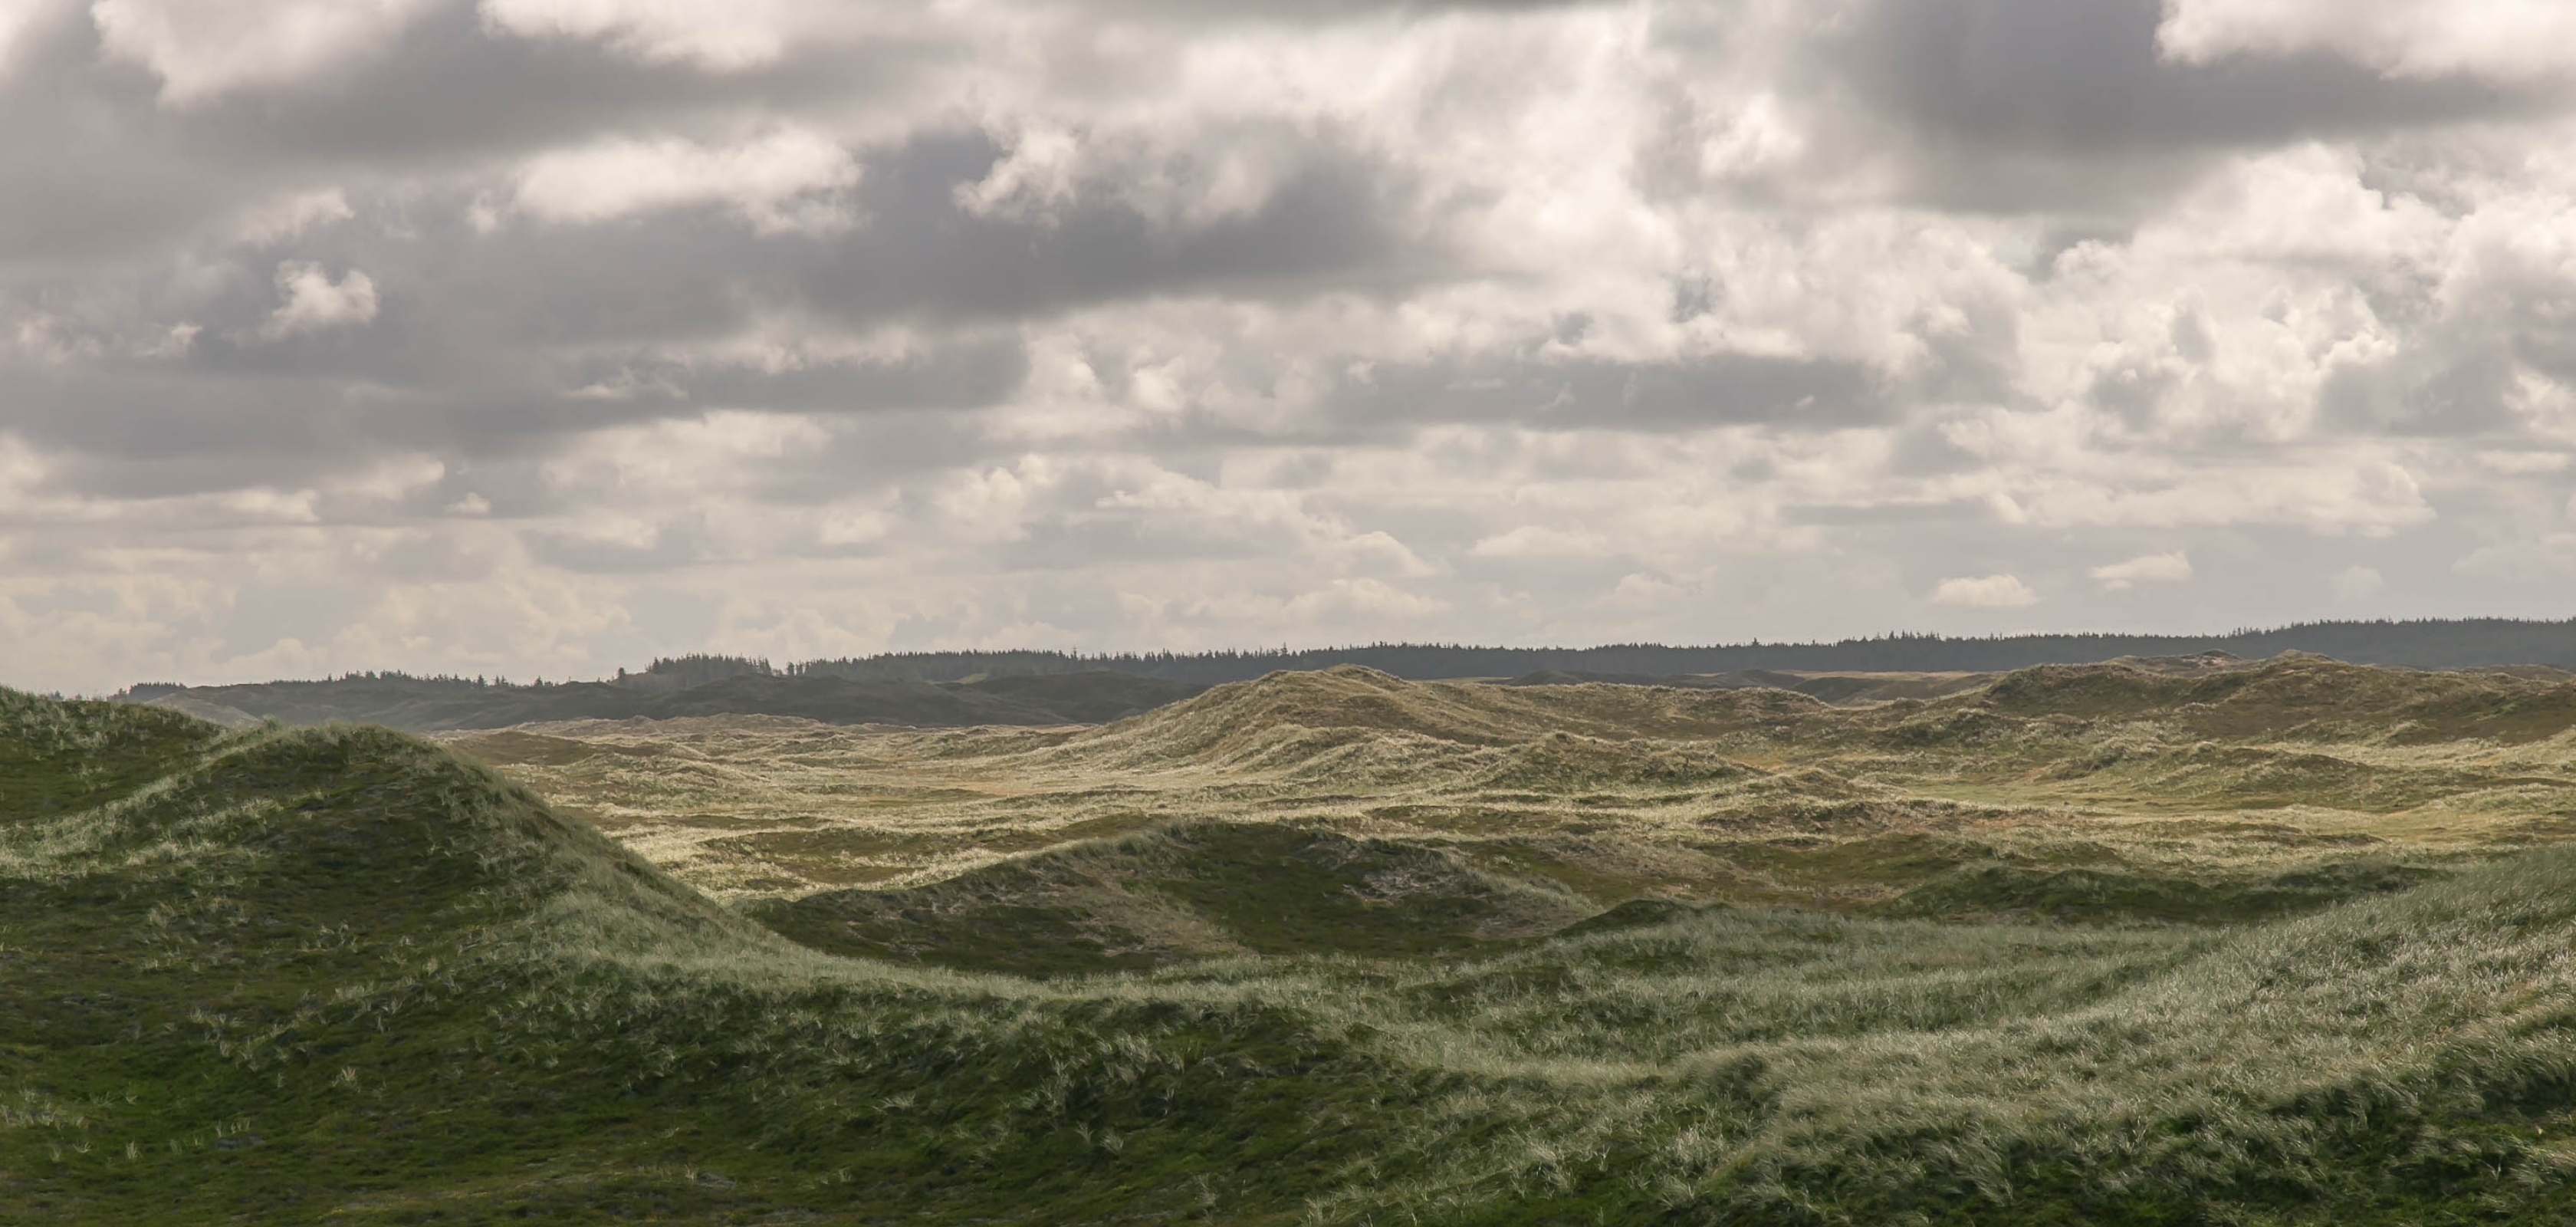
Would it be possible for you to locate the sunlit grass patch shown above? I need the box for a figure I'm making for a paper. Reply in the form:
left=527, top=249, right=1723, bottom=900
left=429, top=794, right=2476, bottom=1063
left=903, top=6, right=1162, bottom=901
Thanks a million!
left=429, top=659, right=2576, bottom=934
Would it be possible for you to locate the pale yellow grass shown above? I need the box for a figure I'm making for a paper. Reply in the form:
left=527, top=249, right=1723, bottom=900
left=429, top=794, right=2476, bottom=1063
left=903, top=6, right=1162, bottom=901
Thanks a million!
left=432, top=663, right=2576, bottom=906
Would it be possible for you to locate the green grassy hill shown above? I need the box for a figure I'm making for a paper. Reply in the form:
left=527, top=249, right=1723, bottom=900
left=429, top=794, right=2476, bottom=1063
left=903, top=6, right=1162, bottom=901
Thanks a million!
left=15, top=681, right=2576, bottom=1222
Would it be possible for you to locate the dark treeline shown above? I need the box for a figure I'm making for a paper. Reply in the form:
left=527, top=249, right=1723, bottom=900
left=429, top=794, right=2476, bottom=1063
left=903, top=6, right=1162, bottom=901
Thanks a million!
left=112, top=619, right=2576, bottom=715
left=124, top=669, right=501, bottom=700
left=112, top=669, right=1205, bottom=732
left=618, top=654, right=777, bottom=690
left=788, top=619, right=2576, bottom=683
left=792, top=650, right=1138, bottom=682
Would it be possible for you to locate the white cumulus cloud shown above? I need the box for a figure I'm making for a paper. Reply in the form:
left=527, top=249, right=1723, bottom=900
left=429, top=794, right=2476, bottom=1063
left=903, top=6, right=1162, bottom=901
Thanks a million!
left=479, top=0, right=798, bottom=70
left=261, top=262, right=377, bottom=338
left=2159, top=0, right=2576, bottom=81
left=2089, top=551, right=2193, bottom=590
left=1929, top=574, right=2039, bottom=608
left=91, top=0, right=438, bottom=104
left=499, top=129, right=861, bottom=235
left=15, top=0, right=2576, bottom=691
left=2330, top=564, right=2386, bottom=600
left=1467, top=525, right=1612, bottom=560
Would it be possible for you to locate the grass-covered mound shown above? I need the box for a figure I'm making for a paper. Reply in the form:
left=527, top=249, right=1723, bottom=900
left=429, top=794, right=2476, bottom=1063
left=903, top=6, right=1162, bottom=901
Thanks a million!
left=750, top=821, right=1594, bottom=974
left=15, top=686, right=2576, bottom=1223
left=458, top=655, right=2576, bottom=906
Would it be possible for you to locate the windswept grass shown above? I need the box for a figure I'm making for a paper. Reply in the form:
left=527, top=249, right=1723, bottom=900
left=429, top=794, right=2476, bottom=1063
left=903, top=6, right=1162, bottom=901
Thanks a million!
left=21, top=659, right=2576, bottom=1222
left=445, top=656, right=2576, bottom=924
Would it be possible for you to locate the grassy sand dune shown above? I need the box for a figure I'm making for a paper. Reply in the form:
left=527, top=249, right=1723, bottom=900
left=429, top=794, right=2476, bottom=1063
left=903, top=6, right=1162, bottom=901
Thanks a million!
left=445, top=657, right=2576, bottom=930
left=17, top=675, right=2576, bottom=1222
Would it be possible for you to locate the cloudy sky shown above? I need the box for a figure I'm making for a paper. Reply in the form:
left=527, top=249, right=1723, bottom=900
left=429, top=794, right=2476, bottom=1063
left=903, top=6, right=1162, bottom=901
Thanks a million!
left=6, top=0, right=2576, bottom=692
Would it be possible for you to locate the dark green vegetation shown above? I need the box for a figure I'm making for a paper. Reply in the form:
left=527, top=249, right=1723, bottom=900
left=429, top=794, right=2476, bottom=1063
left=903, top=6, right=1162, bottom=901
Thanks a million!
left=117, top=669, right=1204, bottom=733
left=21, top=660, right=2576, bottom=1223
left=115, top=618, right=2576, bottom=730
left=751, top=823, right=1593, bottom=975
left=780, top=617, right=2576, bottom=681
left=1879, top=858, right=2444, bottom=923
left=749, top=824, right=2458, bottom=980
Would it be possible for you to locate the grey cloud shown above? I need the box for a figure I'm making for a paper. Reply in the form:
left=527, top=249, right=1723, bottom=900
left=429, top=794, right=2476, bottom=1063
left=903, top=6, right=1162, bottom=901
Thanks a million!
left=1790, top=0, right=2571, bottom=209
left=790, top=131, right=1438, bottom=324
left=738, top=413, right=1000, bottom=508
left=1848, top=0, right=2536, bottom=149
left=1102, top=0, right=1595, bottom=16
left=4, top=107, right=1446, bottom=500
left=107, top=122, right=1411, bottom=331
left=5, top=335, right=1025, bottom=502
left=1326, top=354, right=1884, bottom=435
left=406, top=127, right=1424, bottom=336
left=8, top=0, right=2576, bottom=694
left=200, top=580, right=378, bottom=661
left=2318, top=351, right=2525, bottom=438
left=177, top=5, right=928, bottom=166
left=1884, top=416, right=1992, bottom=477
left=3, top=367, right=393, bottom=496
left=0, top=14, right=229, bottom=268
left=643, top=344, right=1030, bottom=415
left=0, top=2, right=954, bottom=267
left=524, top=518, right=712, bottom=574
left=346, top=529, right=508, bottom=584
left=1785, top=498, right=2001, bottom=527
left=997, top=515, right=1306, bottom=572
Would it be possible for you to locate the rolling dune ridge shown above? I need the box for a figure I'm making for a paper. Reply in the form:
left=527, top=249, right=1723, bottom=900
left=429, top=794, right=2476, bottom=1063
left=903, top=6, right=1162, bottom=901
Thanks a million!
left=17, top=659, right=2576, bottom=1222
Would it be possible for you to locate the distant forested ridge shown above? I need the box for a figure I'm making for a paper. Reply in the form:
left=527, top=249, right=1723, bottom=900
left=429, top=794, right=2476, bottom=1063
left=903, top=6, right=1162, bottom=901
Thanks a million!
left=114, top=670, right=1203, bottom=732
left=790, top=618, right=2576, bottom=683
left=106, top=618, right=2576, bottom=731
